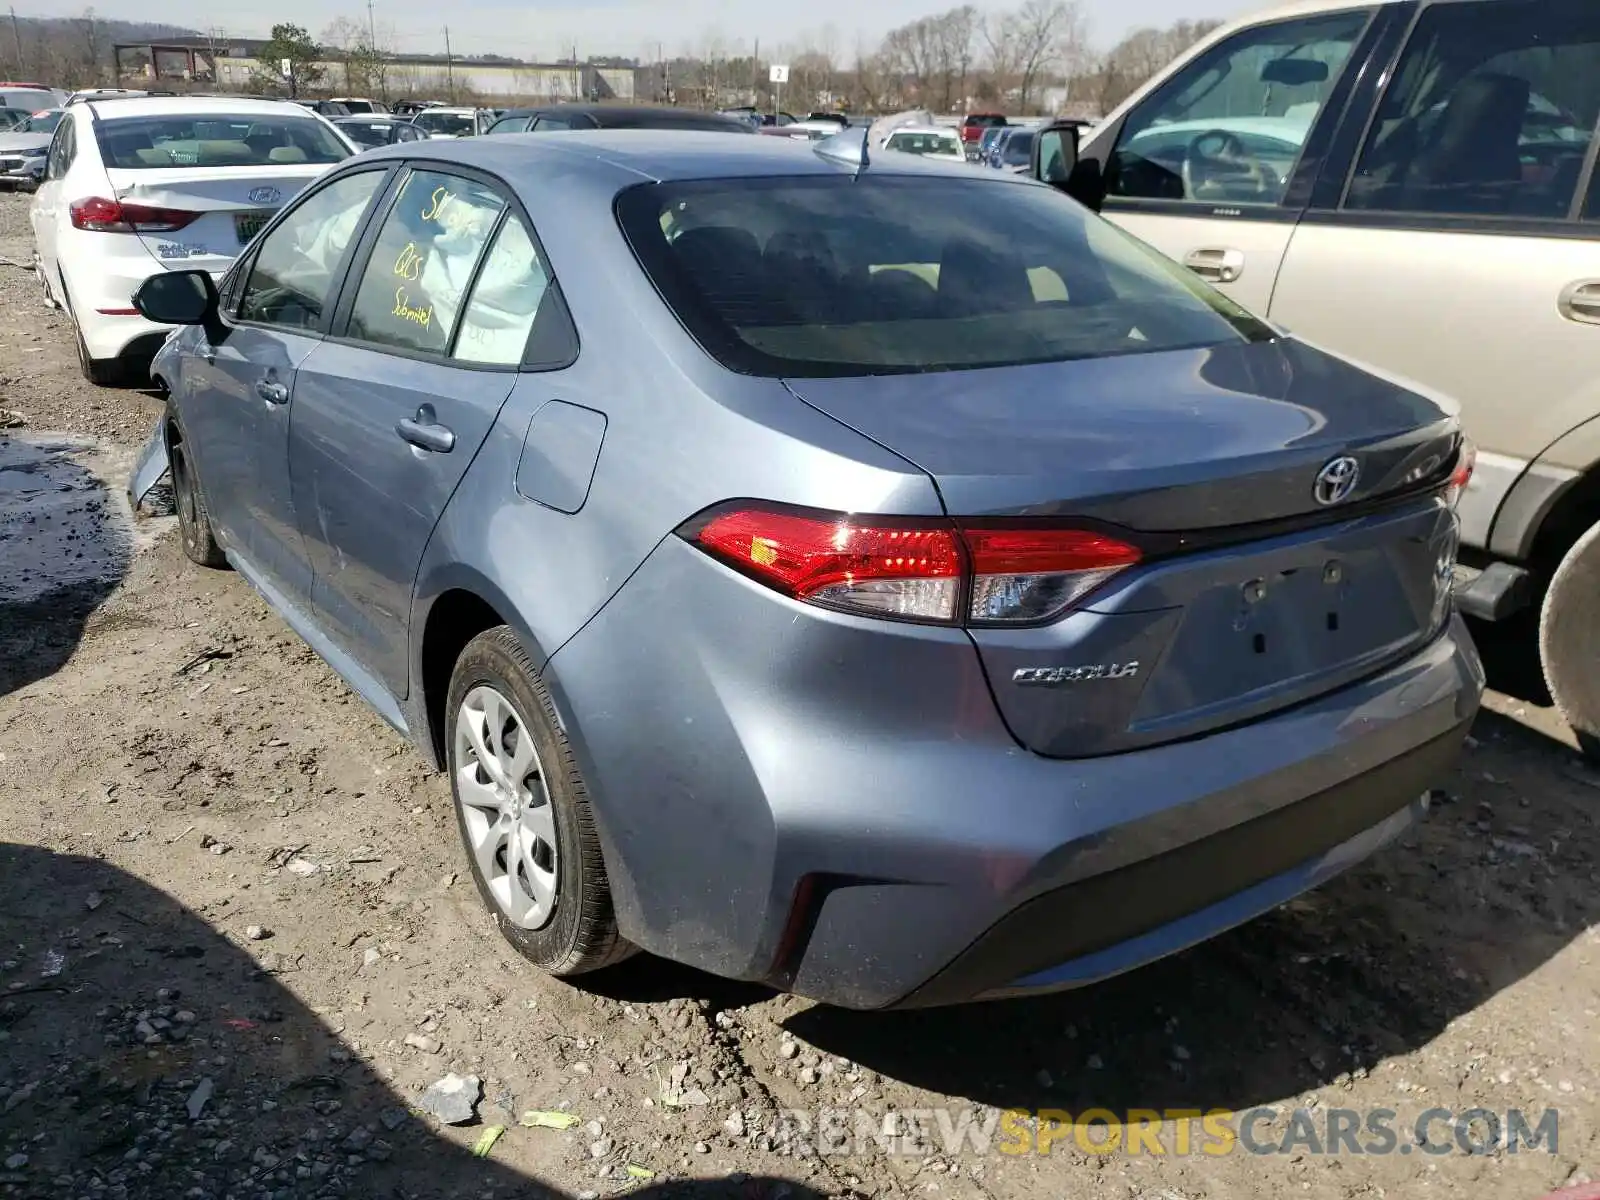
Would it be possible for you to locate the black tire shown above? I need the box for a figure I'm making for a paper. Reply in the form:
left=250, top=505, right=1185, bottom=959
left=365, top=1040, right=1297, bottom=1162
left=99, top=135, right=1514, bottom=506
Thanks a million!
left=1540, top=517, right=1600, bottom=760
left=167, top=415, right=228, bottom=569
left=72, top=319, right=134, bottom=387
left=446, top=626, right=634, bottom=975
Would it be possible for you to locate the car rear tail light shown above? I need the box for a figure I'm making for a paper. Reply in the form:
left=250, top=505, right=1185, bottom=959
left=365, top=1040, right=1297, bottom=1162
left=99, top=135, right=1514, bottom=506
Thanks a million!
left=683, top=502, right=1142, bottom=626
left=691, top=506, right=965, bottom=622
left=69, top=196, right=199, bottom=233
left=1444, top=439, right=1476, bottom=510
left=963, top=527, right=1142, bottom=623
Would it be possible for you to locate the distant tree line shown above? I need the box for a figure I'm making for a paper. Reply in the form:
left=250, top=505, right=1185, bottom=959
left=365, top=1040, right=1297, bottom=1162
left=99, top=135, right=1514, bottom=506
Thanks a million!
left=5, top=4, right=1223, bottom=117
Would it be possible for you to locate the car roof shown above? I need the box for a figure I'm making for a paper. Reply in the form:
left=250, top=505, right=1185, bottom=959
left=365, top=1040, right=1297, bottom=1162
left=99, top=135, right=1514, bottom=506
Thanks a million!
left=417, top=106, right=481, bottom=114
left=86, top=96, right=321, bottom=120
left=353, top=128, right=1022, bottom=190
left=887, top=126, right=958, bottom=137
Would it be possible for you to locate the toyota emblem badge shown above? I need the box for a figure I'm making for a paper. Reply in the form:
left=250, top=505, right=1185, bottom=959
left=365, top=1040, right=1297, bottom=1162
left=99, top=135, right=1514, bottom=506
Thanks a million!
left=1313, top=455, right=1360, bottom=506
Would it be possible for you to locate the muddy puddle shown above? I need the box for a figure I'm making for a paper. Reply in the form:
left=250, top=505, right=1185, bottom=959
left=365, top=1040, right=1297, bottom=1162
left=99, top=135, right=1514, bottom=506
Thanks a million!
left=0, top=433, right=150, bottom=605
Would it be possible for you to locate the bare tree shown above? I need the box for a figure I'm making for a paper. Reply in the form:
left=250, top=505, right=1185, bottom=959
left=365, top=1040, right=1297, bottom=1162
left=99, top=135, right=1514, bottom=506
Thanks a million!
left=1012, top=0, right=1085, bottom=111
left=1092, top=18, right=1222, bottom=112
left=981, top=10, right=1023, bottom=106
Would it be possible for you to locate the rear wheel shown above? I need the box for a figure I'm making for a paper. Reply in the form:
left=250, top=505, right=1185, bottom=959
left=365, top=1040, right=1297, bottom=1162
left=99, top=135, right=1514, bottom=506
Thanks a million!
left=168, top=414, right=227, bottom=569
left=446, top=626, right=634, bottom=976
left=67, top=297, right=137, bottom=387
left=1539, top=517, right=1600, bottom=760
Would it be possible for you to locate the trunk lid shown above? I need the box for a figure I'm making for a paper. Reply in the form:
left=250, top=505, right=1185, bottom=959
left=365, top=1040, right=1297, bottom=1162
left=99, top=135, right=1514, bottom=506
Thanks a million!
left=106, top=164, right=331, bottom=269
left=783, top=336, right=1462, bottom=757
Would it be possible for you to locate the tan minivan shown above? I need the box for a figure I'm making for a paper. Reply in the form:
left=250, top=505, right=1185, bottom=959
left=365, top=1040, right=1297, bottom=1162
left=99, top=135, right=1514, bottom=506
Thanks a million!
left=1033, top=0, right=1600, bottom=756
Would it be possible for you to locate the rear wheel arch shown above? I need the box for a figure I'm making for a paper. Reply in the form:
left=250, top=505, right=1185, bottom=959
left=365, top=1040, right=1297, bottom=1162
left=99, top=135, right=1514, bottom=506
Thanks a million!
left=418, top=584, right=540, bottom=769
left=1529, top=463, right=1600, bottom=579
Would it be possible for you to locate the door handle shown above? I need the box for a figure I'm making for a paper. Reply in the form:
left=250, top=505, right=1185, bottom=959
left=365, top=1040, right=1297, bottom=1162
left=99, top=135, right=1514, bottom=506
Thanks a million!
left=397, top=415, right=455, bottom=453
left=1558, top=280, right=1600, bottom=326
left=1184, top=246, right=1246, bottom=284
left=254, top=378, right=288, bottom=404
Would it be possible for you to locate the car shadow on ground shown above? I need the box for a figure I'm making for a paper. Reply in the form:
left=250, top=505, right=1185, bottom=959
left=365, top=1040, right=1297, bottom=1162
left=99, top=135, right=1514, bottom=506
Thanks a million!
left=0, top=842, right=824, bottom=1200
left=0, top=434, right=130, bottom=700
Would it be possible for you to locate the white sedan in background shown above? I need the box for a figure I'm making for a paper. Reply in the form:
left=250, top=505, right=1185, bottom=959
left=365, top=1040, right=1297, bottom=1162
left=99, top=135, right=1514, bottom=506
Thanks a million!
left=30, top=96, right=355, bottom=385
left=882, top=125, right=967, bottom=163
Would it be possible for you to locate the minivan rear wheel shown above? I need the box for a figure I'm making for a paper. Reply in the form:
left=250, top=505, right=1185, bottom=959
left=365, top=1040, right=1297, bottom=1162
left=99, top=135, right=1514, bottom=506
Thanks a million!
left=1540, top=517, right=1600, bottom=760
left=445, top=626, right=634, bottom=975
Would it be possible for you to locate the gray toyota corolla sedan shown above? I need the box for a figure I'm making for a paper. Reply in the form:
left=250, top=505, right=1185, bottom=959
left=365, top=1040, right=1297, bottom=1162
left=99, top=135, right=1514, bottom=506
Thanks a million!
left=128, top=129, right=1484, bottom=1010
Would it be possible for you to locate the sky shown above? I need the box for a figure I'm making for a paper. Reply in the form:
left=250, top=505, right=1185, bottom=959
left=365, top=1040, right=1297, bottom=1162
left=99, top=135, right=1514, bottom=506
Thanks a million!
left=63, top=0, right=1245, bottom=63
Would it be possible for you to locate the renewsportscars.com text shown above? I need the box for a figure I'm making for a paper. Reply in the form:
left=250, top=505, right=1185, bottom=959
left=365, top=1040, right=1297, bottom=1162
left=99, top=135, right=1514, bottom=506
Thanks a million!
left=775, top=1105, right=1562, bottom=1158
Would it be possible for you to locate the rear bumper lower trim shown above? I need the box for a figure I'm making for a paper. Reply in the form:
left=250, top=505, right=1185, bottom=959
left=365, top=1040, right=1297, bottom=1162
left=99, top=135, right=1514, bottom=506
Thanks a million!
left=890, top=720, right=1469, bottom=1009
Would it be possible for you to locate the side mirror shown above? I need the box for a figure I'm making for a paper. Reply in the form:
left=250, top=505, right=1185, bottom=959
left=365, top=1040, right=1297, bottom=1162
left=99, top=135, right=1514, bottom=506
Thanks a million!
left=133, top=269, right=223, bottom=341
left=1030, top=121, right=1105, bottom=213
left=133, top=269, right=217, bottom=325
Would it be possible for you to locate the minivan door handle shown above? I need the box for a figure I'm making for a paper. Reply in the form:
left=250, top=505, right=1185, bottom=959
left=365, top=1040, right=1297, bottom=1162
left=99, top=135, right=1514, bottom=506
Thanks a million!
left=1184, top=246, right=1246, bottom=284
left=1558, top=280, right=1600, bottom=325
left=254, top=378, right=288, bottom=404
left=397, top=405, right=456, bottom=454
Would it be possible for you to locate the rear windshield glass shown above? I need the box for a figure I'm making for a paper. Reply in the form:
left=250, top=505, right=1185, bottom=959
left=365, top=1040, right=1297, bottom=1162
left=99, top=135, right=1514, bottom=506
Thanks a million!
left=97, top=115, right=351, bottom=169
left=616, top=176, right=1270, bottom=378
left=413, top=111, right=475, bottom=135
left=965, top=115, right=1006, bottom=127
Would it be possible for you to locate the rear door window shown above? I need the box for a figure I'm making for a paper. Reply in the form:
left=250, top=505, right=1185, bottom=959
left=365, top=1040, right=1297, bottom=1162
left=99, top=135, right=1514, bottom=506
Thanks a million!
left=616, top=175, right=1269, bottom=378
left=344, top=169, right=506, bottom=355
left=1343, top=0, right=1600, bottom=219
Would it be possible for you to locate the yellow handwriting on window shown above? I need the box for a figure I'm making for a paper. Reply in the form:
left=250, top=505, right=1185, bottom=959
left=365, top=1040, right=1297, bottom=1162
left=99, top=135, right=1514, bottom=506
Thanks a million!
left=419, top=185, right=454, bottom=223
left=393, top=287, right=432, bottom=328
left=393, top=241, right=424, bottom=281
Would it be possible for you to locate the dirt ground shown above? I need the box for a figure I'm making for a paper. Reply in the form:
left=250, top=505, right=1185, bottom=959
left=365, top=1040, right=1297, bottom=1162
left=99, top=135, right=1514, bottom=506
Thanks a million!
left=0, top=189, right=1596, bottom=1200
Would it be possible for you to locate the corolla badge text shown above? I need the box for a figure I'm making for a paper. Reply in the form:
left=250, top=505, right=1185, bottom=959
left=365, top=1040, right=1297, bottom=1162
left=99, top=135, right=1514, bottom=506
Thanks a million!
left=1013, top=662, right=1141, bottom=686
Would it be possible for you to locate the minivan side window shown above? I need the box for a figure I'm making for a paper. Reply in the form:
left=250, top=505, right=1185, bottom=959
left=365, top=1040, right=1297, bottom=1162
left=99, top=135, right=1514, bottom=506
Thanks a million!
left=1343, top=0, right=1600, bottom=220
left=345, top=169, right=506, bottom=356
left=1108, top=10, right=1371, bottom=207
left=236, top=171, right=385, bottom=331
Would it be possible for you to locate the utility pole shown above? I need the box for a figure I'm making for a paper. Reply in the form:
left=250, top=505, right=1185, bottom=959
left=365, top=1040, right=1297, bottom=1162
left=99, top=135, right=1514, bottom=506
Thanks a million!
left=9, top=7, right=23, bottom=78
left=443, top=25, right=454, bottom=102
left=570, top=42, right=578, bottom=102
left=366, top=0, right=376, bottom=48
left=752, top=36, right=758, bottom=106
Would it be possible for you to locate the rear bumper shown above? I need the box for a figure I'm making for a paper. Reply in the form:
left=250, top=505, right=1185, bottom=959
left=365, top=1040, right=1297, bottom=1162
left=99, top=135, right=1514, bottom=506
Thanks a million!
left=61, top=234, right=221, bottom=361
left=898, top=724, right=1461, bottom=1007
left=546, top=535, right=1483, bottom=1010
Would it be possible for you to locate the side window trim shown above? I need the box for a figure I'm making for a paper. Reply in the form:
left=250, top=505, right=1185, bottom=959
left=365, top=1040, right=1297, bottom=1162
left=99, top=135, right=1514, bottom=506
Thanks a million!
left=229, top=164, right=395, bottom=337
left=1102, top=4, right=1380, bottom=219
left=443, top=207, right=512, bottom=359
left=326, top=162, right=511, bottom=366
left=1289, top=1, right=1416, bottom=209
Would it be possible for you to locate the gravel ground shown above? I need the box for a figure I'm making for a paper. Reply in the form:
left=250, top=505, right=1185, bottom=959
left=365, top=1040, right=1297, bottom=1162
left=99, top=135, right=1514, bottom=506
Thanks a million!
left=1, top=189, right=1597, bottom=1200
